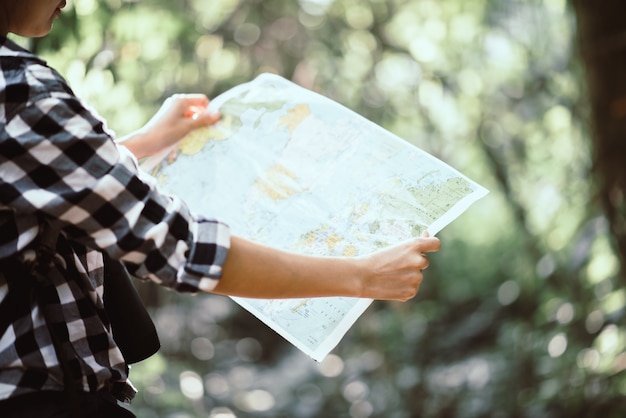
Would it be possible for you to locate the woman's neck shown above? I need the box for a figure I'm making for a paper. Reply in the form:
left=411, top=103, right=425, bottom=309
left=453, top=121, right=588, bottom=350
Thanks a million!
left=0, top=3, right=9, bottom=37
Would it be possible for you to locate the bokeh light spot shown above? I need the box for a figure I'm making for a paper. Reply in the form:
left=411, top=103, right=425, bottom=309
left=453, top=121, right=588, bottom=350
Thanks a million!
left=179, top=370, right=204, bottom=400
left=497, top=280, right=520, bottom=306
left=234, top=389, right=275, bottom=412
left=208, top=407, right=237, bottom=418
left=205, top=372, right=230, bottom=398
left=317, top=354, right=344, bottom=377
left=349, top=399, right=374, bottom=418
left=343, top=380, right=369, bottom=402
left=548, top=333, right=567, bottom=358
left=190, top=337, right=215, bottom=361
left=585, top=310, right=604, bottom=334
left=556, top=302, right=575, bottom=324
left=234, top=23, right=261, bottom=46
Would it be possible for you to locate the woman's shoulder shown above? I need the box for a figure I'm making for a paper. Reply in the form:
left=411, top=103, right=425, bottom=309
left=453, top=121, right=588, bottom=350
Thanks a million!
left=2, top=57, right=73, bottom=98
left=1, top=41, right=75, bottom=121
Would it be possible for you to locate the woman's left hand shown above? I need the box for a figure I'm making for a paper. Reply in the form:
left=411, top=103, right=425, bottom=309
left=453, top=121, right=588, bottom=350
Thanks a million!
left=118, top=94, right=220, bottom=159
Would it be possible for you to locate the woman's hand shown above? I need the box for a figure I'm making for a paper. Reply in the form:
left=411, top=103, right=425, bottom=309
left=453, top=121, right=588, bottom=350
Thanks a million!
left=356, top=234, right=441, bottom=301
left=117, top=94, right=221, bottom=159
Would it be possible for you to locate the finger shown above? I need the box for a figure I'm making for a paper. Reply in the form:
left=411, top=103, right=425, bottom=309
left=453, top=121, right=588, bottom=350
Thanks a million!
left=185, top=105, right=208, bottom=119
left=175, top=95, right=210, bottom=118
left=174, top=93, right=210, bottom=107
left=416, top=236, right=441, bottom=253
left=192, top=110, right=221, bottom=127
left=401, top=272, right=423, bottom=301
left=419, top=253, right=430, bottom=270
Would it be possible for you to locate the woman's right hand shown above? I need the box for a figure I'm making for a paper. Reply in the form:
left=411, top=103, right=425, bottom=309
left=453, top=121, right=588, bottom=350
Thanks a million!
left=356, top=234, right=441, bottom=301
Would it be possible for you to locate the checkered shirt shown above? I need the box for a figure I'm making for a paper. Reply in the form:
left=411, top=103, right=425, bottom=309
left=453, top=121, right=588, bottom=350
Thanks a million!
left=0, top=36, right=230, bottom=401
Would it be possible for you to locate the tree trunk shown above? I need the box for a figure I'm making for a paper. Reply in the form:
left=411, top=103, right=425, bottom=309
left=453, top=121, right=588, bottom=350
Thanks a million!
left=572, top=0, right=626, bottom=283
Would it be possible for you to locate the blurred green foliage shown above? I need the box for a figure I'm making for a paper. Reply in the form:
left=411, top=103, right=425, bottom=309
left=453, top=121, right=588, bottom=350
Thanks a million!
left=12, top=0, right=626, bottom=416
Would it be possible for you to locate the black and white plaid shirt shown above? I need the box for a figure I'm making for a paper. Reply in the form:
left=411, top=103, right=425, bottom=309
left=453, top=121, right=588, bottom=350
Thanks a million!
left=0, top=36, right=230, bottom=401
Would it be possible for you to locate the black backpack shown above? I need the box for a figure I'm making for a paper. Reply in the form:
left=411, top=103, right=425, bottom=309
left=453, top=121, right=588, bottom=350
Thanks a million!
left=102, top=253, right=161, bottom=364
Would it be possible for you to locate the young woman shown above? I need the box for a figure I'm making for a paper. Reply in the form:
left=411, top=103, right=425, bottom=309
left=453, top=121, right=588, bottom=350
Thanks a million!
left=0, top=1, right=441, bottom=416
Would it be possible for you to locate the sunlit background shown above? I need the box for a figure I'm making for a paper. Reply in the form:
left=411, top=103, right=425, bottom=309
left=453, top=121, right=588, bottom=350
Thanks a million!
left=13, top=0, right=626, bottom=416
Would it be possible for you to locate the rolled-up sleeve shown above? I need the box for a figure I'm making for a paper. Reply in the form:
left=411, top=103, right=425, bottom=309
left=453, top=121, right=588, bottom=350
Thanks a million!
left=181, top=216, right=230, bottom=291
left=1, top=87, right=230, bottom=292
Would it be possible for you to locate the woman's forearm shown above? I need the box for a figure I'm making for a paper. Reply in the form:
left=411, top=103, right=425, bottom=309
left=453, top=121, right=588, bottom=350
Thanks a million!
left=212, top=234, right=441, bottom=301
left=212, top=236, right=361, bottom=299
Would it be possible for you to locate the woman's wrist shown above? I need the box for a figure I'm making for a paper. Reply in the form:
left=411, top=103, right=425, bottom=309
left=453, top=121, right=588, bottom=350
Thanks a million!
left=335, top=256, right=368, bottom=299
left=116, top=129, right=161, bottom=160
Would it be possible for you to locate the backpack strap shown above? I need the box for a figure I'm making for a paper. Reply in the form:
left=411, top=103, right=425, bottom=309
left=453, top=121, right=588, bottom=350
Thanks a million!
left=0, top=222, right=62, bottom=343
left=0, top=257, right=33, bottom=340
left=5, top=222, right=82, bottom=418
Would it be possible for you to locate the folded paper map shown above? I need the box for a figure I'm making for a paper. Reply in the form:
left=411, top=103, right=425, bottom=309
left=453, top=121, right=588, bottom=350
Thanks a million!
left=141, top=73, right=489, bottom=361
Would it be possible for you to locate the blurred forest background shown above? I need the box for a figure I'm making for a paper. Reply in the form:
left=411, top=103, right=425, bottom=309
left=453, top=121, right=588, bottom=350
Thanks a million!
left=11, top=0, right=626, bottom=416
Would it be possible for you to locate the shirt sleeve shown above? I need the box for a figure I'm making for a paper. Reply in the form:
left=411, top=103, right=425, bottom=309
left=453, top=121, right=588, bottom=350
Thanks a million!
left=1, top=89, right=229, bottom=293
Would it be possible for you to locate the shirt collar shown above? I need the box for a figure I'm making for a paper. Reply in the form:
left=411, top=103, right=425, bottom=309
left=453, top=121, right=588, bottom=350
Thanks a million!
left=0, top=36, right=46, bottom=64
